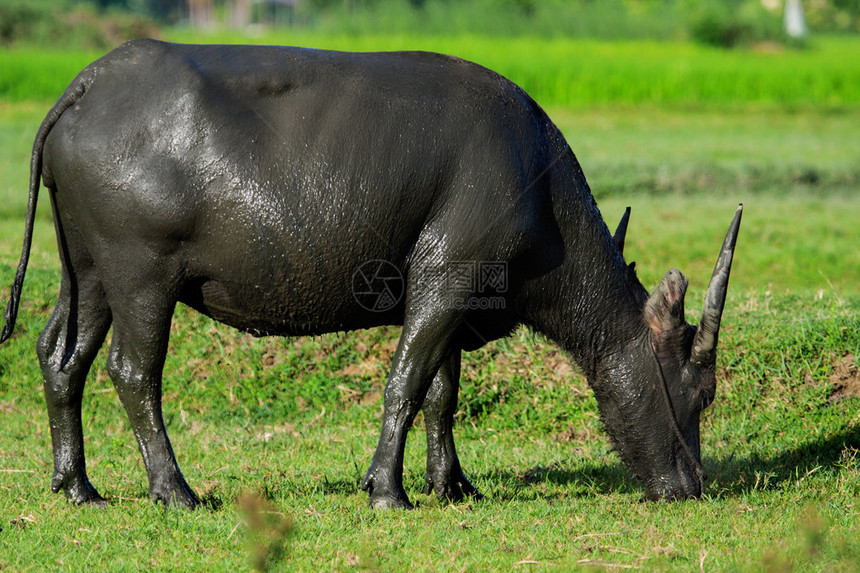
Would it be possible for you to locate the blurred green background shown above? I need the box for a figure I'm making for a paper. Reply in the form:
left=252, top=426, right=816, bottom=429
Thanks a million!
left=2, top=0, right=858, bottom=294
left=1, top=0, right=860, bottom=48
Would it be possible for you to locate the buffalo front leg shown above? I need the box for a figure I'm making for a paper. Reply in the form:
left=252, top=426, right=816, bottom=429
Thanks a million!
left=38, top=270, right=112, bottom=505
left=422, top=350, right=483, bottom=502
left=106, top=292, right=200, bottom=508
left=361, top=309, right=458, bottom=509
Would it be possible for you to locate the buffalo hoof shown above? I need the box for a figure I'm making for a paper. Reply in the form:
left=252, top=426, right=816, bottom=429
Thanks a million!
left=423, top=472, right=484, bottom=503
left=361, top=474, right=413, bottom=510
left=149, top=477, right=202, bottom=509
left=369, top=493, right=414, bottom=510
left=52, top=471, right=107, bottom=507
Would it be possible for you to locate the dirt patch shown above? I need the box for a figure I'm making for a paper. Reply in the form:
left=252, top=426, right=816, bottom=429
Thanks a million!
left=335, top=362, right=375, bottom=378
left=373, top=338, right=399, bottom=364
left=829, top=354, right=860, bottom=403
left=336, top=384, right=381, bottom=407
left=335, top=338, right=395, bottom=381
left=543, top=350, right=575, bottom=380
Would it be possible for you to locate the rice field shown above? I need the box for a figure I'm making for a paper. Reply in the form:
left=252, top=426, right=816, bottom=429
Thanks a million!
left=1, top=34, right=859, bottom=108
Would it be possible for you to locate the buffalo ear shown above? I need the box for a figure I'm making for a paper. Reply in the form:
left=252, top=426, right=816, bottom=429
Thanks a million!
left=644, top=269, right=689, bottom=336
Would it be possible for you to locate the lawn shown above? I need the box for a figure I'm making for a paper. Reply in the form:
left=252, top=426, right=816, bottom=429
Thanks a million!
left=0, top=33, right=858, bottom=571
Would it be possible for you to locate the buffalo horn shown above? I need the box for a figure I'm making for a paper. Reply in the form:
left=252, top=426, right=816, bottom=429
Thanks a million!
left=691, top=204, right=743, bottom=366
left=613, top=206, right=631, bottom=255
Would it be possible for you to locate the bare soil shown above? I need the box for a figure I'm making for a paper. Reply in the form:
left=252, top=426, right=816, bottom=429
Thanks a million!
left=829, top=354, right=860, bottom=402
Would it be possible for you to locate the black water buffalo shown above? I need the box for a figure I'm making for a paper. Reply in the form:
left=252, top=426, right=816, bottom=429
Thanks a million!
left=1, top=39, right=742, bottom=509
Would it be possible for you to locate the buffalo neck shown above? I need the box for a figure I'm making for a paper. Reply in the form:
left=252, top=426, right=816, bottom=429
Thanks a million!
left=517, top=155, right=648, bottom=381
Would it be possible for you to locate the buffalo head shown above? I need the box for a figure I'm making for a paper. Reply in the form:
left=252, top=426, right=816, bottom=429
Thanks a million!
left=597, top=205, right=742, bottom=500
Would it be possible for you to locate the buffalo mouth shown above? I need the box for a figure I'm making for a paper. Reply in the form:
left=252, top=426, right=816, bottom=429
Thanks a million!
left=642, top=460, right=705, bottom=501
left=643, top=482, right=702, bottom=502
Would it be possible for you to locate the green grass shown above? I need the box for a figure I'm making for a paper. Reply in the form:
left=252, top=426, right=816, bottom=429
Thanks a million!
left=0, top=266, right=857, bottom=570
left=554, top=106, right=860, bottom=197
left=0, top=48, right=101, bottom=101
left=0, top=33, right=859, bottom=570
left=2, top=34, right=860, bottom=107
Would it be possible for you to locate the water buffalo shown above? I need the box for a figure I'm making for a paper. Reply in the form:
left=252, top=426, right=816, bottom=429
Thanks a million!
left=1, top=39, right=742, bottom=509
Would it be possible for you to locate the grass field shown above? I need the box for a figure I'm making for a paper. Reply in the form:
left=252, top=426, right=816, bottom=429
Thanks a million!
left=1, top=34, right=860, bottom=107
left=1, top=33, right=859, bottom=571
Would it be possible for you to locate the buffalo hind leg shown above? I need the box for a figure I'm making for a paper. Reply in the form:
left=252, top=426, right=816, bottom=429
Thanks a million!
left=361, top=305, right=459, bottom=509
left=106, top=289, right=200, bottom=508
left=422, top=350, right=483, bottom=502
left=38, top=268, right=111, bottom=505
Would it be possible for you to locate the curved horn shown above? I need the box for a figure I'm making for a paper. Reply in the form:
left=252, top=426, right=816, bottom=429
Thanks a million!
left=613, top=206, right=631, bottom=255
left=691, top=204, right=743, bottom=366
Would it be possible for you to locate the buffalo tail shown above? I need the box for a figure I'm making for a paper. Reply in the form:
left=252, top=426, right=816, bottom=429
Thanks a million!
left=1, top=71, right=91, bottom=344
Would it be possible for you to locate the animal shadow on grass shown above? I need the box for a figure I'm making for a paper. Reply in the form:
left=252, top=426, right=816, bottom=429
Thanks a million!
left=469, top=424, right=859, bottom=502
left=267, top=475, right=360, bottom=500
left=705, top=425, right=860, bottom=498
left=477, top=459, right=640, bottom=502
left=191, top=426, right=859, bottom=508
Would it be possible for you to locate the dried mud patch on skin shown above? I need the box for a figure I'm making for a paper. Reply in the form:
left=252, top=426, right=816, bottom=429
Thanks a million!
left=829, top=354, right=860, bottom=403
